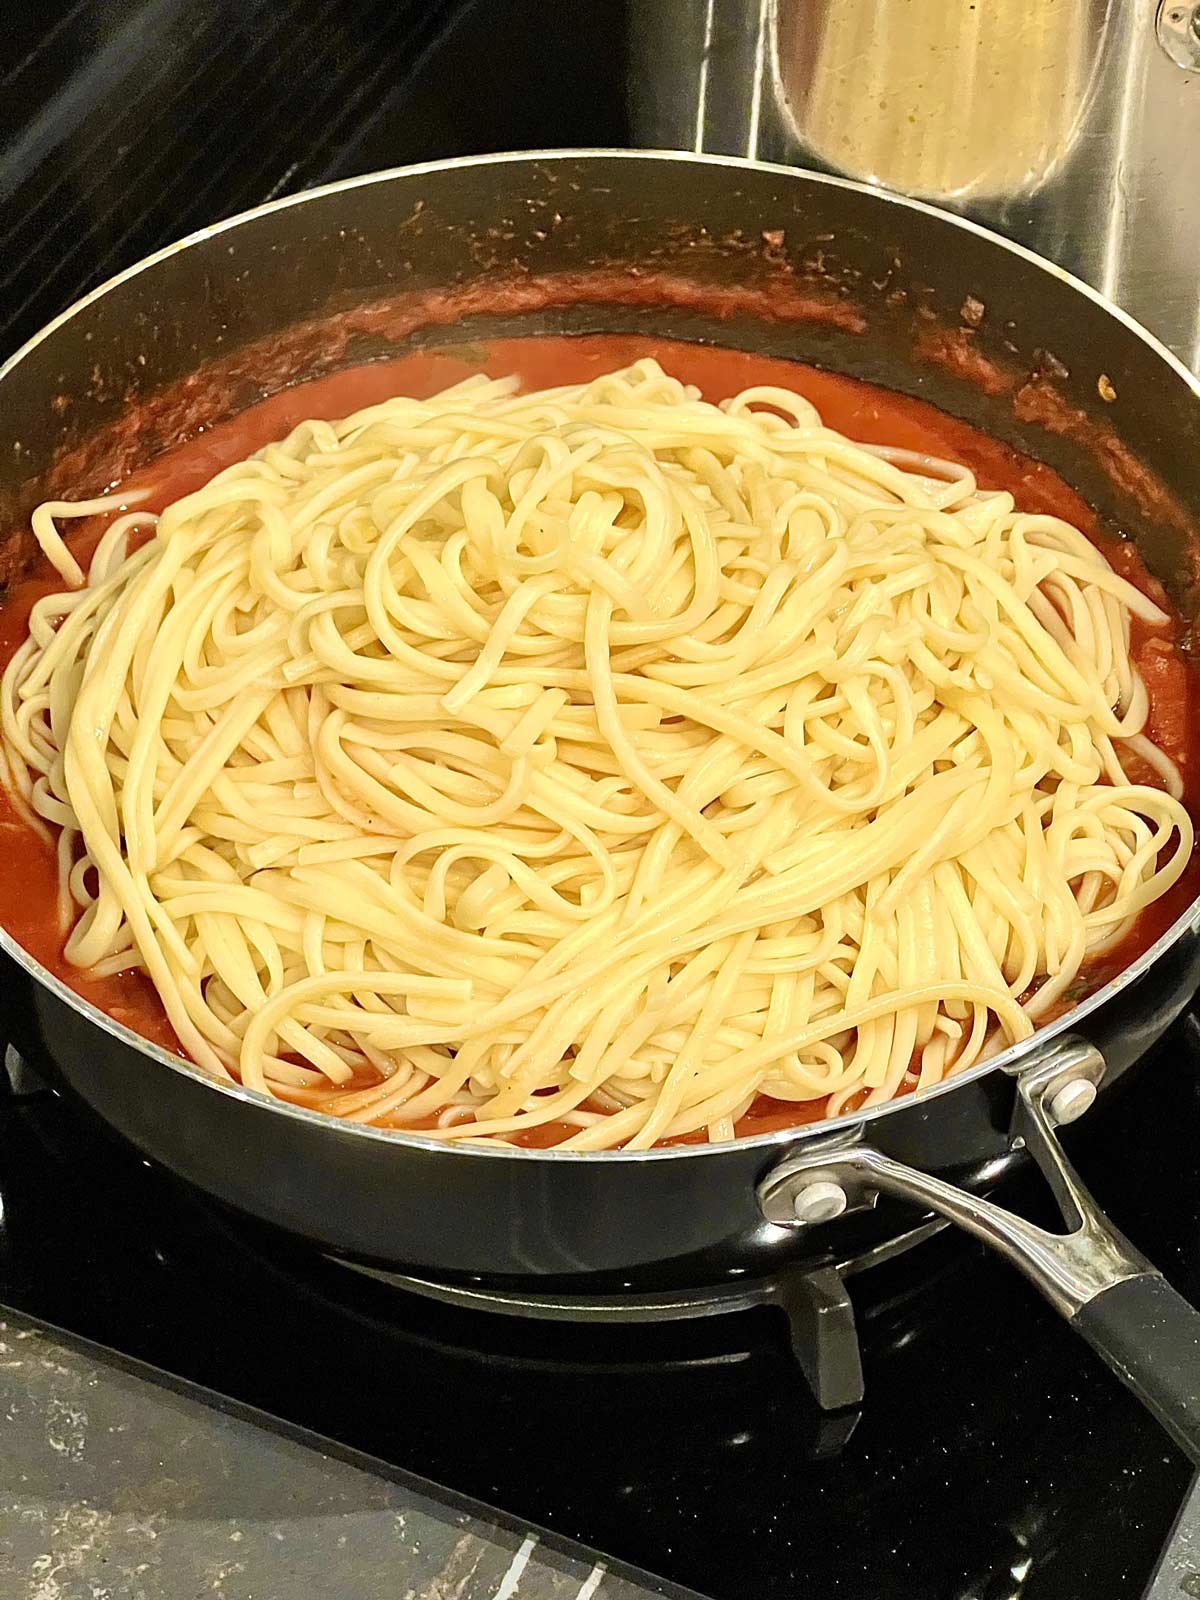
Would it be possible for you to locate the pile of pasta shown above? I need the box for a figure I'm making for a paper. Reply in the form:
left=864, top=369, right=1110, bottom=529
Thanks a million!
left=1, top=359, right=1191, bottom=1148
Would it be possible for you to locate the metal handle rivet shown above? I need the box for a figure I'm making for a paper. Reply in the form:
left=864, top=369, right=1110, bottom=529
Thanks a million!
left=792, top=1180, right=849, bottom=1225
left=1157, top=1, right=1200, bottom=69
left=1048, top=1078, right=1097, bottom=1125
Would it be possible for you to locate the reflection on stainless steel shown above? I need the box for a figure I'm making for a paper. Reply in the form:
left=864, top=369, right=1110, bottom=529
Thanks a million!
left=774, top=0, right=1110, bottom=202
left=1157, top=0, right=1200, bottom=70
left=627, top=0, right=1200, bottom=369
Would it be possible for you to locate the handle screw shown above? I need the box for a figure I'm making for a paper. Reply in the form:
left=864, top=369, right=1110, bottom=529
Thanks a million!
left=792, top=1179, right=849, bottom=1225
left=1157, top=2, right=1200, bottom=69
left=1048, top=1078, right=1097, bottom=1126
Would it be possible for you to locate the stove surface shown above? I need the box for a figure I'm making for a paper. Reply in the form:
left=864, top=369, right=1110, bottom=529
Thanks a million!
left=2, top=1014, right=1197, bottom=1600
left=2, top=3, right=1199, bottom=1596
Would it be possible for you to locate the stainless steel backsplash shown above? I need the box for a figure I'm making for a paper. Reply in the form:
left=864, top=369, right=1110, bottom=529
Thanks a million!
left=628, top=0, right=1200, bottom=371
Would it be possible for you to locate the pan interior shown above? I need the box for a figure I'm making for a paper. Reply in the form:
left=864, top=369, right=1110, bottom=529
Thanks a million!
left=3, top=154, right=1200, bottom=1163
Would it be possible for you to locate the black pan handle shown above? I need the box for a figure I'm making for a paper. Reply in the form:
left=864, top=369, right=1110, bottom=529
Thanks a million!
left=757, top=1036, right=1200, bottom=1464
left=1073, top=1274, right=1200, bottom=1462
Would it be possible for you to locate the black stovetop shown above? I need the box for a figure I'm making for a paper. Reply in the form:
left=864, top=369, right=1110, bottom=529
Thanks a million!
left=2, top=1016, right=1198, bottom=1600
left=2, top=4, right=1199, bottom=1596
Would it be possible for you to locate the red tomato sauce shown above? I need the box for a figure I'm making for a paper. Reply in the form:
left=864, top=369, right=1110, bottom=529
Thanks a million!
left=1, top=334, right=1198, bottom=1144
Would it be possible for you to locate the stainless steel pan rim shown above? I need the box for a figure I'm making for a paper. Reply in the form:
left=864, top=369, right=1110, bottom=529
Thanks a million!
left=3, top=145, right=1200, bottom=1166
left=3, top=898, right=1196, bottom=1167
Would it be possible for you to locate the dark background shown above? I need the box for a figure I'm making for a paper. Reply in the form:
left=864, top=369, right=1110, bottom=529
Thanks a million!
left=0, top=0, right=631, bottom=361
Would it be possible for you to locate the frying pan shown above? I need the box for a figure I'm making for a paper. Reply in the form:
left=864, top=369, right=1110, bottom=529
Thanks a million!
left=3, top=151, right=1200, bottom=1457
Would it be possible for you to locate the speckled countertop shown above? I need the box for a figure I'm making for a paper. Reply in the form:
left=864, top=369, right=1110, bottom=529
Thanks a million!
left=0, top=1308, right=695, bottom=1600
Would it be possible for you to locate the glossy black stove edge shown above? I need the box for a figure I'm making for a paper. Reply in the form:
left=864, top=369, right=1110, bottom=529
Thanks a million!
left=3, top=1018, right=1199, bottom=1600
left=1, top=1304, right=701, bottom=1600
